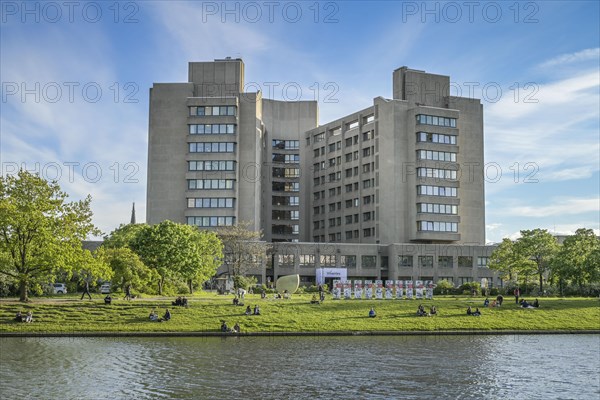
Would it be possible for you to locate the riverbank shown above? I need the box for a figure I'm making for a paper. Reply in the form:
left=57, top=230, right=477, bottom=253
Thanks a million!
left=1, top=294, right=598, bottom=335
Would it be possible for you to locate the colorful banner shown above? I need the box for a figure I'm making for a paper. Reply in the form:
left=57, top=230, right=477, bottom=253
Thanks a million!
left=375, top=280, right=383, bottom=299
left=415, top=280, right=424, bottom=299
left=395, top=280, right=403, bottom=299
left=406, top=280, right=414, bottom=299
left=385, top=280, right=394, bottom=299
left=354, top=280, right=363, bottom=299
left=343, top=280, right=352, bottom=299
left=425, top=280, right=434, bottom=300
left=333, top=279, right=342, bottom=300
left=365, top=280, right=373, bottom=299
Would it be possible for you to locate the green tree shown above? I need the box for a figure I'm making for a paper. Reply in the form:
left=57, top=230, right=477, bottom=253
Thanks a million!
left=130, top=220, right=223, bottom=294
left=96, top=247, right=157, bottom=294
left=179, top=230, right=223, bottom=293
left=553, top=228, right=600, bottom=291
left=489, top=238, right=535, bottom=284
left=0, top=171, right=101, bottom=301
left=515, top=229, right=559, bottom=294
left=216, top=221, right=271, bottom=286
left=103, top=223, right=147, bottom=249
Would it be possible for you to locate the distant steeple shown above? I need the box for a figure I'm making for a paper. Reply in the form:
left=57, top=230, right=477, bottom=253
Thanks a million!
left=130, top=202, right=136, bottom=224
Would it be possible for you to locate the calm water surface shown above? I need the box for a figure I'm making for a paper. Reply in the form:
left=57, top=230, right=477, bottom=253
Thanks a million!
left=1, top=335, right=598, bottom=400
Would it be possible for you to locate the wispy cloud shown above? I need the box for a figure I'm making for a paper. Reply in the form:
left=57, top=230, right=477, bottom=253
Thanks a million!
left=539, top=48, right=600, bottom=68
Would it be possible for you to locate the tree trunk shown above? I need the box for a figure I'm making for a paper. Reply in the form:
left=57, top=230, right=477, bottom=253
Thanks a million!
left=188, top=279, right=194, bottom=294
left=158, top=277, right=164, bottom=295
left=538, top=272, right=544, bottom=294
left=19, top=280, right=29, bottom=302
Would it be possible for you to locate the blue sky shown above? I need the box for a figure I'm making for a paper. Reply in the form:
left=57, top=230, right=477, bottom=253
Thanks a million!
left=1, top=1, right=598, bottom=243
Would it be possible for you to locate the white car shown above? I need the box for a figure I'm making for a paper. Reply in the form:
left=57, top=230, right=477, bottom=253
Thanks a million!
left=52, top=283, right=67, bottom=294
left=99, top=283, right=111, bottom=294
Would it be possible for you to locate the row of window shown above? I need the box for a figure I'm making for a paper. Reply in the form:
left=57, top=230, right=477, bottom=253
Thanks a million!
left=272, top=153, right=300, bottom=163
left=189, top=124, right=236, bottom=135
left=277, top=254, right=489, bottom=269
left=189, top=106, right=236, bottom=117
left=417, top=167, right=457, bottom=180
left=418, top=221, right=459, bottom=232
left=272, top=139, right=300, bottom=150
left=189, top=142, right=235, bottom=153
left=272, top=182, right=300, bottom=192
left=272, top=196, right=299, bottom=206
left=417, top=203, right=458, bottom=215
left=272, top=224, right=299, bottom=235
left=307, top=115, right=375, bottom=145
left=187, top=198, right=234, bottom=208
left=188, top=160, right=236, bottom=171
left=273, top=210, right=299, bottom=220
left=417, top=185, right=458, bottom=197
left=399, top=256, right=489, bottom=268
left=416, top=114, right=457, bottom=128
left=417, top=149, right=457, bottom=162
left=187, top=216, right=235, bottom=227
left=273, top=167, right=300, bottom=178
left=417, top=132, right=457, bottom=145
left=188, top=179, right=235, bottom=190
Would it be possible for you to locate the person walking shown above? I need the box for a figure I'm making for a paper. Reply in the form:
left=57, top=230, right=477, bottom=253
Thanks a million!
left=514, top=287, right=520, bottom=304
left=81, top=280, right=92, bottom=300
left=125, top=284, right=132, bottom=301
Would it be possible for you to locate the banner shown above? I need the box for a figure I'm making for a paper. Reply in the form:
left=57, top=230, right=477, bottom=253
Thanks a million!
left=406, top=280, right=414, bottom=299
left=333, top=279, right=342, bottom=300
left=415, top=280, right=424, bottom=299
left=385, top=280, right=394, bottom=299
left=316, top=268, right=348, bottom=286
left=375, top=280, right=383, bottom=299
left=343, top=280, right=352, bottom=299
left=395, top=280, right=403, bottom=299
left=365, top=280, right=373, bottom=299
left=354, top=280, right=363, bottom=299
left=425, top=280, right=434, bottom=300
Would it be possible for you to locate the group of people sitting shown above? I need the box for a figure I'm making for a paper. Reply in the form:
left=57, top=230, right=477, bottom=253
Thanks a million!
left=14, top=311, right=33, bottom=323
left=520, top=298, right=540, bottom=308
left=232, top=296, right=244, bottom=306
left=220, top=321, right=241, bottom=333
left=466, top=306, right=482, bottom=316
left=244, top=305, right=261, bottom=316
left=483, top=295, right=505, bottom=308
left=172, top=296, right=188, bottom=307
left=416, top=304, right=437, bottom=317
left=149, top=308, right=171, bottom=322
left=310, top=294, right=325, bottom=304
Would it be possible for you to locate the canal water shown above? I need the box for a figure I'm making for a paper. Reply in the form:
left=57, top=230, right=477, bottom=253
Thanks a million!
left=1, top=335, right=598, bottom=399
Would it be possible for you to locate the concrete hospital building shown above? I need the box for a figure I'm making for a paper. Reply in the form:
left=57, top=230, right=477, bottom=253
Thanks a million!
left=147, top=58, right=498, bottom=287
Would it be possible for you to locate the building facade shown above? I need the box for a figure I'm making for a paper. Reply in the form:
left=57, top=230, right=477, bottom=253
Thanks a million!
left=147, top=59, right=497, bottom=286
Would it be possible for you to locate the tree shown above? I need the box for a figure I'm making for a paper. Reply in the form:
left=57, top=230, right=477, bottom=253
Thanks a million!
left=103, top=223, right=147, bottom=249
left=130, top=220, right=223, bottom=294
left=95, top=247, right=157, bottom=294
left=179, top=230, right=223, bottom=293
left=215, top=221, right=271, bottom=285
left=552, top=228, right=600, bottom=291
left=515, top=229, right=559, bottom=294
left=489, top=238, right=535, bottom=284
left=0, top=171, right=101, bottom=301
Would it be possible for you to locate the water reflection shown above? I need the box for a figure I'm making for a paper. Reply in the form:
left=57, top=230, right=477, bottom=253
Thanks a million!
left=1, top=335, right=598, bottom=399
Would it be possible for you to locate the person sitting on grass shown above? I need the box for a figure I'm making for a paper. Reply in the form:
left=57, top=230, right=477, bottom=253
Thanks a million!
left=467, top=306, right=473, bottom=316
left=310, top=294, right=320, bottom=304
left=253, top=305, right=261, bottom=315
left=221, top=321, right=229, bottom=332
left=181, top=297, right=188, bottom=307
left=232, top=322, right=240, bottom=333
left=245, top=305, right=252, bottom=316
left=233, top=296, right=239, bottom=306
left=472, top=307, right=481, bottom=316
left=104, top=294, right=112, bottom=305
left=490, top=300, right=497, bottom=308
left=417, top=304, right=426, bottom=317
left=163, top=309, right=171, bottom=321
left=533, top=298, right=539, bottom=308
left=369, top=308, right=376, bottom=318
left=496, top=295, right=504, bottom=306
left=149, top=309, right=159, bottom=321
left=483, top=298, right=490, bottom=307
left=260, top=290, right=266, bottom=299
left=15, top=311, right=23, bottom=322
left=24, top=311, right=33, bottom=323
left=430, top=306, right=437, bottom=315
left=172, top=296, right=182, bottom=306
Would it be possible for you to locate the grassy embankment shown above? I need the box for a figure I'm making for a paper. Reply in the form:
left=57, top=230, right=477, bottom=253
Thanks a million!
left=0, top=293, right=598, bottom=334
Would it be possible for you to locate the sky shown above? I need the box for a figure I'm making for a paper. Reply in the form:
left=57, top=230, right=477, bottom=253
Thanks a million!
left=1, top=0, right=599, bottom=244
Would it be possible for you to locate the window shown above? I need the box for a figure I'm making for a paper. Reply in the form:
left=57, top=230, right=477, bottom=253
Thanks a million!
left=272, top=210, right=299, bottom=220
left=278, top=254, right=295, bottom=267
left=364, top=114, right=375, bottom=124
left=341, top=255, right=356, bottom=268
left=362, top=255, right=376, bottom=268
left=188, top=160, right=235, bottom=171
left=347, top=120, right=359, bottom=130
left=272, top=196, right=299, bottom=206
left=328, top=143, right=336, bottom=153
left=272, top=154, right=300, bottom=163
left=345, top=153, right=353, bottom=162
left=320, top=255, right=336, bottom=266
left=190, top=106, right=236, bottom=117
left=363, top=179, right=372, bottom=189
left=416, top=114, right=457, bottom=128
left=417, top=221, right=458, bottom=232
left=417, top=203, right=458, bottom=215
left=299, top=254, right=315, bottom=267
left=272, top=182, right=300, bottom=192
left=363, top=147, right=371, bottom=157
left=419, top=256, right=433, bottom=268
left=187, top=216, right=235, bottom=227
left=314, top=149, right=321, bottom=158
left=417, top=168, right=457, bottom=180
left=345, top=168, right=353, bottom=178
left=417, top=185, right=458, bottom=197
left=328, top=158, right=336, bottom=167
left=314, top=132, right=325, bottom=142
left=330, top=127, right=342, bottom=136
left=362, top=163, right=371, bottom=173
left=398, top=255, right=413, bottom=267
left=189, top=124, right=236, bottom=135
left=363, top=195, right=373, bottom=205
left=363, top=212, right=372, bottom=221
left=345, top=137, right=353, bottom=147
left=189, top=142, right=235, bottom=153
left=187, top=179, right=235, bottom=190
left=438, top=256, right=453, bottom=268
left=187, top=198, right=234, bottom=208
left=458, top=256, right=473, bottom=268
left=363, top=228, right=373, bottom=237
left=417, top=150, right=457, bottom=162
left=477, top=257, right=489, bottom=268
left=417, top=132, right=457, bottom=145
left=362, top=131, right=372, bottom=141
left=272, top=139, right=299, bottom=150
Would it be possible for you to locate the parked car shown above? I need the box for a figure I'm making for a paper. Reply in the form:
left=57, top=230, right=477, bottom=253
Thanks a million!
left=52, top=283, right=67, bottom=294
left=99, top=283, right=111, bottom=294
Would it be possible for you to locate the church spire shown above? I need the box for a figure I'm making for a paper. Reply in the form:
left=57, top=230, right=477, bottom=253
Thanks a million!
left=130, top=202, right=136, bottom=224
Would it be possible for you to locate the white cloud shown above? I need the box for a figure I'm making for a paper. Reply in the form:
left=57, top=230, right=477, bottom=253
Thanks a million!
left=539, top=48, right=600, bottom=68
left=507, top=197, right=600, bottom=218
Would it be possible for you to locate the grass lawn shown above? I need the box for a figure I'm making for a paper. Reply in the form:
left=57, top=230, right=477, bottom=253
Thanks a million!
left=0, top=293, right=598, bottom=334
